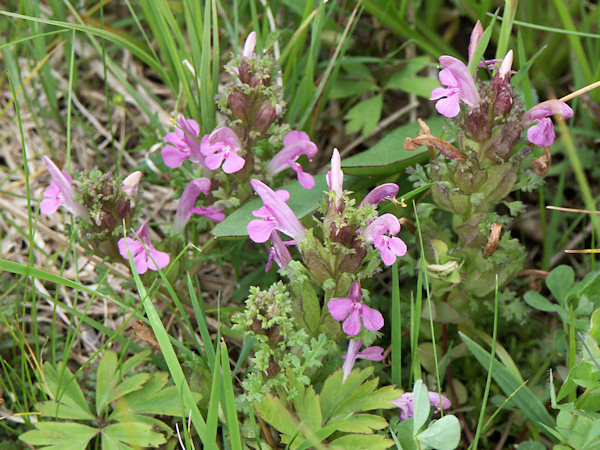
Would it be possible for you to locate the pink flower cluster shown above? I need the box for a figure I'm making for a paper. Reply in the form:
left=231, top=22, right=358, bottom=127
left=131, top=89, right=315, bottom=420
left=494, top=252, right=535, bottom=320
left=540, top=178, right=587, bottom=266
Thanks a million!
left=430, top=21, right=573, bottom=147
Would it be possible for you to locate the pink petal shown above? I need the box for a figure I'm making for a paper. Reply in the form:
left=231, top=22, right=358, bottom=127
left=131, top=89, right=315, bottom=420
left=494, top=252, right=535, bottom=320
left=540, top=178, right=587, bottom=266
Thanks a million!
left=247, top=219, right=277, bottom=243
left=296, top=170, right=315, bottom=190
left=357, top=346, right=385, bottom=362
left=527, top=118, right=555, bottom=146
left=361, top=305, right=384, bottom=331
left=146, top=248, right=170, bottom=270
left=428, top=392, right=451, bottom=411
left=162, top=145, right=190, bottom=168
left=204, top=152, right=225, bottom=171
left=283, top=130, right=310, bottom=147
left=343, top=309, right=362, bottom=336
left=327, top=297, right=355, bottom=321
left=435, top=94, right=461, bottom=118
left=222, top=152, right=246, bottom=174
left=388, top=236, right=408, bottom=257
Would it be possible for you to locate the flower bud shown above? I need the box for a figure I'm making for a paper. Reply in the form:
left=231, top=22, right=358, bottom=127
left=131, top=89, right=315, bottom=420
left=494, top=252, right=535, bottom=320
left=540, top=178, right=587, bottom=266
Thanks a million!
left=464, top=103, right=492, bottom=142
left=252, top=101, right=277, bottom=134
left=238, top=60, right=250, bottom=83
left=227, top=89, right=248, bottom=122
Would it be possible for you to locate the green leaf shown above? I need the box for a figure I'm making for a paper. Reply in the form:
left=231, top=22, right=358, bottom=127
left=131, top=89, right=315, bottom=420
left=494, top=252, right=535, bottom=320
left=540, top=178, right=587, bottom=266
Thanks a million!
left=342, top=117, right=445, bottom=176
left=120, top=350, right=152, bottom=375
left=96, top=350, right=149, bottom=416
left=334, top=413, right=388, bottom=433
left=320, top=367, right=373, bottom=422
left=111, top=374, right=201, bottom=420
left=412, top=379, right=430, bottom=434
left=255, top=394, right=299, bottom=437
left=330, top=383, right=401, bottom=422
left=293, top=385, right=322, bottom=431
left=459, top=333, right=555, bottom=432
left=211, top=175, right=330, bottom=238
left=386, top=76, right=440, bottom=98
left=417, top=415, right=461, bottom=450
left=546, top=265, right=575, bottom=306
left=329, top=433, right=393, bottom=449
left=102, top=422, right=166, bottom=447
left=345, top=94, right=383, bottom=138
left=37, top=401, right=95, bottom=421
left=41, top=362, right=94, bottom=421
left=524, top=290, right=559, bottom=313
left=20, top=422, right=98, bottom=448
left=330, top=79, right=379, bottom=99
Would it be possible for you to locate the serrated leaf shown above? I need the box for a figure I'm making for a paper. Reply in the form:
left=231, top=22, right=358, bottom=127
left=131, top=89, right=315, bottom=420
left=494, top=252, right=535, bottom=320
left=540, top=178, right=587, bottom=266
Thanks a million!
left=96, top=350, right=149, bottom=416
left=320, top=367, right=373, bottom=422
left=42, top=362, right=93, bottom=421
left=342, top=117, right=445, bottom=176
left=329, top=432, right=393, bottom=449
left=293, top=385, right=322, bottom=431
left=255, top=393, right=299, bottom=437
left=334, top=413, right=388, bottom=433
left=20, top=421, right=98, bottom=448
left=417, top=415, right=460, bottom=450
left=102, top=422, right=166, bottom=447
left=120, top=349, right=152, bottom=375
left=111, top=379, right=200, bottom=420
left=331, top=384, right=401, bottom=423
left=546, top=265, right=575, bottom=306
left=36, top=400, right=95, bottom=421
left=412, top=379, right=430, bottom=433
left=524, top=290, right=559, bottom=313
left=96, top=350, right=119, bottom=415
left=345, top=94, right=383, bottom=138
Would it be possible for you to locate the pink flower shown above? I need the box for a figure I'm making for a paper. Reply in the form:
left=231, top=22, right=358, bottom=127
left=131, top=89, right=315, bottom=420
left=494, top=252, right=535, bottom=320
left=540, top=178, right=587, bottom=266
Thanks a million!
left=390, top=391, right=451, bottom=421
left=267, top=131, right=318, bottom=190
left=40, top=157, right=88, bottom=218
left=362, top=214, right=407, bottom=266
left=467, top=21, right=483, bottom=66
left=248, top=189, right=290, bottom=243
left=265, top=231, right=294, bottom=272
left=430, top=56, right=482, bottom=118
left=243, top=32, right=257, bottom=59
left=360, top=183, right=399, bottom=207
left=327, top=280, right=384, bottom=336
left=522, top=100, right=573, bottom=146
left=161, top=116, right=205, bottom=169
left=122, top=171, right=142, bottom=198
left=200, top=127, right=245, bottom=173
left=174, top=178, right=224, bottom=232
left=247, top=179, right=306, bottom=243
left=341, top=338, right=384, bottom=383
left=326, top=148, right=344, bottom=209
left=118, top=222, right=170, bottom=274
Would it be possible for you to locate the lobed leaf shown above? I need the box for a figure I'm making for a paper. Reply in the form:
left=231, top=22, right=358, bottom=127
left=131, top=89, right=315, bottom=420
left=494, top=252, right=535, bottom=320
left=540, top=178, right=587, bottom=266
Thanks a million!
left=20, top=422, right=98, bottom=448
